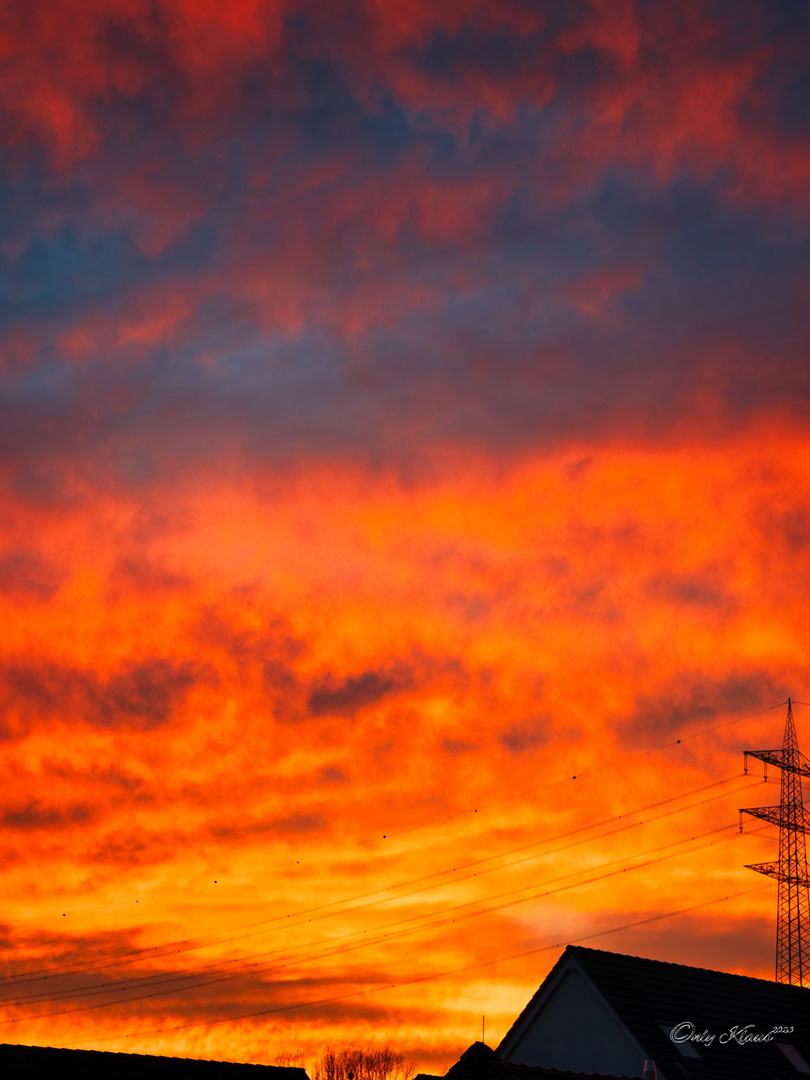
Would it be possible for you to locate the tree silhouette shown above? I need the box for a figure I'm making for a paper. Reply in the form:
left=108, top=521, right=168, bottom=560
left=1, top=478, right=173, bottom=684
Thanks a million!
left=313, top=1046, right=417, bottom=1080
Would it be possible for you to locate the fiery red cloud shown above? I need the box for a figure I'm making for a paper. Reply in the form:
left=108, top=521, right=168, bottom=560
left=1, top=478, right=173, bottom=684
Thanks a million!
left=0, top=0, right=808, bottom=1072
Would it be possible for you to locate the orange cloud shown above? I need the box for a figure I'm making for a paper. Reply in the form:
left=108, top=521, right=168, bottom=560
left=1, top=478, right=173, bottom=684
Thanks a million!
left=0, top=431, right=805, bottom=1064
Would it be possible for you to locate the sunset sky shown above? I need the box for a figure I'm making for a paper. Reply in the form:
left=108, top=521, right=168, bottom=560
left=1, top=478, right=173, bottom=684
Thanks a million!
left=1, top=0, right=809, bottom=1071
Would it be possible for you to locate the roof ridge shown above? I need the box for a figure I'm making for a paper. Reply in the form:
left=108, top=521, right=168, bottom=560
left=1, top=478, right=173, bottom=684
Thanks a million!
left=0, top=1044, right=305, bottom=1069
left=565, top=945, right=810, bottom=991
left=453, top=1043, right=638, bottom=1080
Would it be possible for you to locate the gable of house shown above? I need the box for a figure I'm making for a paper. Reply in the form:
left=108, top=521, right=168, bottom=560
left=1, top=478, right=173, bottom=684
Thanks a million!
left=497, top=960, right=647, bottom=1077
left=498, top=946, right=810, bottom=1080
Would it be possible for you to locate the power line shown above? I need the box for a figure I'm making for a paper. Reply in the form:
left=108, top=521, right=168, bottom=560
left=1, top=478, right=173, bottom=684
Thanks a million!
left=67, top=882, right=772, bottom=1050
left=0, top=703, right=786, bottom=1041
left=0, top=818, right=770, bottom=1024
left=0, top=774, right=758, bottom=987
left=11, top=701, right=786, bottom=931
left=0, top=816, right=757, bottom=1008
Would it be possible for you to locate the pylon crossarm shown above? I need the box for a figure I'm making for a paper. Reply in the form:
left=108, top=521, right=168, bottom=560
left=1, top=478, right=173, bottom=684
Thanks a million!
left=741, top=805, right=807, bottom=829
left=744, top=748, right=810, bottom=777
left=745, top=861, right=780, bottom=878
left=744, top=862, right=810, bottom=886
left=745, top=748, right=784, bottom=764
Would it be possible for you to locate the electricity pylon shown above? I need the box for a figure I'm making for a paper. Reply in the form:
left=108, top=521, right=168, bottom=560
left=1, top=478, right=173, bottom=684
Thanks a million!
left=741, top=698, right=810, bottom=986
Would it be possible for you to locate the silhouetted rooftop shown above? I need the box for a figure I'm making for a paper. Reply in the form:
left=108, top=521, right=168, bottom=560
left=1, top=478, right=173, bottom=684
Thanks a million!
left=0, top=1042, right=311, bottom=1078
left=444, top=1041, right=635, bottom=1080
left=499, top=945, right=810, bottom=1080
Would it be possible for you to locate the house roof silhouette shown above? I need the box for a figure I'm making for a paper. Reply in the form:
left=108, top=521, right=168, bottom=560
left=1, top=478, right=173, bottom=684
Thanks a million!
left=0, top=1042, right=310, bottom=1078
left=497, top=945, right=810, bottom=1079
left=441, top=1040, right=636, bottom=1080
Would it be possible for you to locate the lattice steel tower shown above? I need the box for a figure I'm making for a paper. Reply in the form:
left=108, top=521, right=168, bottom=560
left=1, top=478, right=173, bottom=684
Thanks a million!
left=741, top=699, right=810, bottom=986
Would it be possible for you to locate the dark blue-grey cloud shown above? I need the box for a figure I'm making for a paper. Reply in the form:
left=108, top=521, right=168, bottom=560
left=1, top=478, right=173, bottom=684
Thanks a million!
left=1, top=800, right=95, bottom=830
left=644, top=568, right=736, bottom=610
left=0, top=547, right=67, bottom=599
left=0, top=0, right=807, bottom=496
left=308, top=668, right=413, bottom=717
left=499, top=715, right=554, bottom=755
left=0, top=656, right=212, bottom=737
left=617, top=669, right=791, bottom=743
